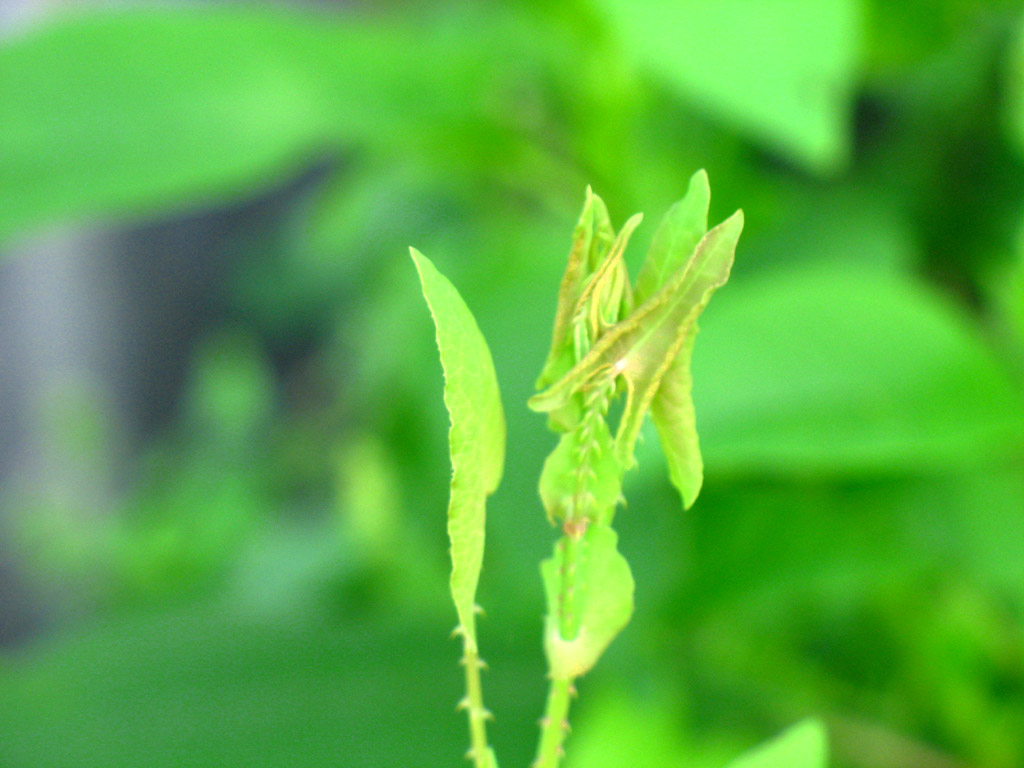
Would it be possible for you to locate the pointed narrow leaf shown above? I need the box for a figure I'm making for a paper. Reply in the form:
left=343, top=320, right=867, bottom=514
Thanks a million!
left=726, top=719, right=828, bottom=768
left=632, top=172, right=715, bottom=507
left=579, top=213, right=642, bottom=342
left=633, top=169, right=710, bottom=305
left=411, top=248, right=506, bottom=649
left=541, top=524, right=634, bottom=678
left=536, top=189, right=615, bottom=391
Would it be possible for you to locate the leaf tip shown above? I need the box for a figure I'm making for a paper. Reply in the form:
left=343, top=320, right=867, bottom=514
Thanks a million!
left=681, top=473, right=703, bottom=511
left=409, top=245, right=427, bottom=272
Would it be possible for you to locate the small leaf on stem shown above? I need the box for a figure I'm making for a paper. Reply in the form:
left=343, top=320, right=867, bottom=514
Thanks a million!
left=540, top=524, right=634, bottom=678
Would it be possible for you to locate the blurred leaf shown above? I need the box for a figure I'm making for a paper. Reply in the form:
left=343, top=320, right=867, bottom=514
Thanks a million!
left=411, top=249, right=506, bottom=648
left=592, top=0, right=860, bottom=173
left=0, top=5, right=540, bottom=244
left=694, top=261, right=1024, bottom=475
left=863, top=0, right=1013, bottom=78
left=184, top=329, right=274, bottom=443
left=992, top=222, right=1024, bottom=361
left=335, top=434, right=403, bottom=565
left=726, top=720, right=828, bottom=768
left=0, top=7, right=345, bottom=243
left=564, top=691, right=690, bottom=768
left=0, top=606, right=537, bottom=768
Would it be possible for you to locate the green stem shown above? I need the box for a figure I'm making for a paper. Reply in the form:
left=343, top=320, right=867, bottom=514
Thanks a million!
left=557, top=531, right=583, bottom=639
left=533, top=676, right=574, bottom=768
left=460, top=638, right=494, bottom=768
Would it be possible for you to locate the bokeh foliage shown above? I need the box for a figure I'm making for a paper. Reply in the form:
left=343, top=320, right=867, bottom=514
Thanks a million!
left=2, top=1, right=1024, bottom=766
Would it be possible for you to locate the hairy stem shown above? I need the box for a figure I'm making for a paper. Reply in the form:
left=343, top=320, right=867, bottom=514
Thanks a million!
left=556, top=530, right=583, bottom=639
left=557, top=380, right=614, bottom=638
left=459, top=636, right=494, bottom=768
left=534, top=676, right=574, bottom=768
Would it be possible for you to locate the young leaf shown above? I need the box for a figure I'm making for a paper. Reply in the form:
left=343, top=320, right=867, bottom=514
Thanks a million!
left=540, top=524, right=634, bottom=678
left=529, top=211, right=743, bottom=471
left=592, top=0, right=859, bottom=173
left=725, top=719, right=828, bottom=768
left=411, top=248, right=506, bottom=649
left=633, top=169, right=710, bottom=305
left=536, top=188, right=616, bottom=392
left=632, top=170, right=712, bottom=509
left=649, top=329, right=703, bottom=508
left=578, top=213, right=642, bottom=344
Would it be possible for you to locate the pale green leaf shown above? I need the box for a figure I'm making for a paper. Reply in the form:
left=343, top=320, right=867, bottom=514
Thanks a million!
left=593, top=0, right=859, bottom=173
left=576, top=213, right=642, bottom=346
left=541, top=524, right=634, bottom=678
left=649, top=328, right=703, bottom=508
left=536, top=188, right=615, bottom=392
left=411, top=248, right=506, bottom=648
left=529, top=211, right=743, bottom=472
left=633, top=169, right=710, bottom=305
left=634, top=170, right=713, bottom=509
left=725, top=719, right=828, bottom=768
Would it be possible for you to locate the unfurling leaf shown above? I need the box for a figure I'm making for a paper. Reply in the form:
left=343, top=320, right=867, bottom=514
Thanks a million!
left=411, top=248, right=506, bottom=649
left=536, top=187, right=615, bottom=393
left=649, top=329, right=703, bottom=507
left=529, top=210, right=743, bottom=476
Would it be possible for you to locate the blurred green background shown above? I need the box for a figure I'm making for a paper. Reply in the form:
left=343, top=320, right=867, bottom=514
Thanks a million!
left=1, top=1, right=1024, bottom=766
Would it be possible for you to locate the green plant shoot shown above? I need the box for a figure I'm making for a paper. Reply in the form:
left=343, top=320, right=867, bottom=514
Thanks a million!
left=529, top=170, right=741, bottom=767
left=411, top=247, right=505, bottom=768
left=413, top=175, right=828, bottom=768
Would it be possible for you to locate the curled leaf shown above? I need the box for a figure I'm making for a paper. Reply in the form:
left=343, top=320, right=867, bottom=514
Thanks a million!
left=536, top=188, right=615, bottom=392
